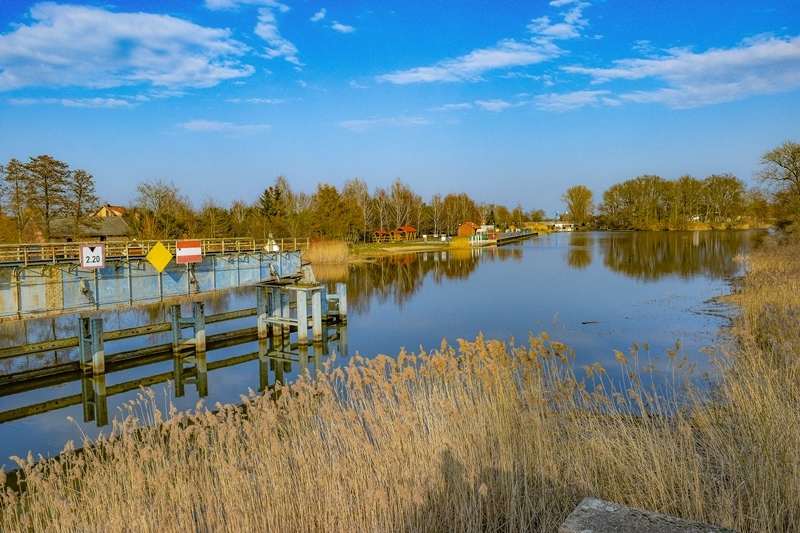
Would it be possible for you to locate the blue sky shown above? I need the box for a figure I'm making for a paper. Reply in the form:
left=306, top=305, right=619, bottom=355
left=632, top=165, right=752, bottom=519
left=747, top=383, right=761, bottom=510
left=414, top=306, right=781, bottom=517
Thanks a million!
left=1, top=1, right=798, bottom=216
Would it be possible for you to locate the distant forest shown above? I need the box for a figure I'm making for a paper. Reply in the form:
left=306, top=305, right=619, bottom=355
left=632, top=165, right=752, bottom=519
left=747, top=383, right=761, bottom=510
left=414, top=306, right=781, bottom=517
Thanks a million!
left=2, top=140, right=798, bottom=243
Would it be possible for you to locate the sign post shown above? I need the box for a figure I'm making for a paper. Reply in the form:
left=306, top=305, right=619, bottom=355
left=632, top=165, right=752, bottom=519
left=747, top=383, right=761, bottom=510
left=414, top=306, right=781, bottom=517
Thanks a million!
left=80, top=244, right=105, bottom=269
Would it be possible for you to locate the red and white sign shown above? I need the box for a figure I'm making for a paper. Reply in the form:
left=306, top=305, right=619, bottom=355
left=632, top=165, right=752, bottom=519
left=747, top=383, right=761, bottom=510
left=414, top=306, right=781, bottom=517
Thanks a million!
left=176, top=239, right=202, bottom=264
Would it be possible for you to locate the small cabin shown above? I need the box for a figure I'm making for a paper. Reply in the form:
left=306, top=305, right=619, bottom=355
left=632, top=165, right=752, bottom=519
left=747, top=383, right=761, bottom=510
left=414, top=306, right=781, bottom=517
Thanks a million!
left=392, top=226, right=418, bottom=241
left=457, top=221, right=480, bottom=237
left=373, top=229, right=390, bottom=243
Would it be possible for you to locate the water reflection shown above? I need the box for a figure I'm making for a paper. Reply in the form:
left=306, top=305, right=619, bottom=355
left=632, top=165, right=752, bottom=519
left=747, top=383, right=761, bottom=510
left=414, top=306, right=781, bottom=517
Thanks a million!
left=346, top=247, right=524, bottom=313
left=599, top=230, right=765, bottom=281
left=566, top=233, right=593, bottom=270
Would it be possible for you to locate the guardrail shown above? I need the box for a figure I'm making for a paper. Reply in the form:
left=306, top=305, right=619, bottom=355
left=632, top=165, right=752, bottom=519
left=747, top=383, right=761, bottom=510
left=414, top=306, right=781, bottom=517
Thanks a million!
left=0, top=237, right=311, bottom=266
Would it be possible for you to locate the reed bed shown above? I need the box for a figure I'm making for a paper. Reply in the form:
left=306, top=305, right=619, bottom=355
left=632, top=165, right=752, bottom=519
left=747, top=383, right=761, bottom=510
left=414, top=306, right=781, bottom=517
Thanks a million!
left=2, top=232, right=800, bottom=532
left=305, top=240, right=350, bottom=264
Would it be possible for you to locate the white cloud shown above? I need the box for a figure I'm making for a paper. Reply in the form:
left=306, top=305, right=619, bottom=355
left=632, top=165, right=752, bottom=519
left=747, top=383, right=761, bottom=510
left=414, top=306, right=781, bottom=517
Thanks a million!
left=0, top=3, right=253, bottom=91
left=563, top=35, right=800, bottom=108
left=255, top=6, right=302, bottom=65
left=311, top=9, right=326, bottom=22
left=332, top=21, right=355, bottom=33
left=227, top=97, right=286, bottom=103
left=528, top=1, right=590, bottom=41
left=377, top=39, right=560, bottom=84
left=376, top=3, right=589, bottom=85
left=338, top=116, right=432, bottom=132
left=9, top=96, right=134, bottom=108
left=534, top=90, right=614, bottom=111
left=475, top=99, right=512, bottom=111
left=178, top=119, right=271, bottom=134
left=430, top=103, right=474, bottom=111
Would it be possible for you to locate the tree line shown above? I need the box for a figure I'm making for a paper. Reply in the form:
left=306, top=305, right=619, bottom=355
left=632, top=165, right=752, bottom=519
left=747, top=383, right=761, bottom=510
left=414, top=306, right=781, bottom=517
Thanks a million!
left=0, top=158, right=547, bottom=243
left=560, top=140, right=800, bottom=230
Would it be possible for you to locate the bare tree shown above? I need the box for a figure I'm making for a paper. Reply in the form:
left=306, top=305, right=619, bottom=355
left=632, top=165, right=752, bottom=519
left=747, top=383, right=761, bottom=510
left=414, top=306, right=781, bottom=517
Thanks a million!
left=757, top=140, right=800, bottom=195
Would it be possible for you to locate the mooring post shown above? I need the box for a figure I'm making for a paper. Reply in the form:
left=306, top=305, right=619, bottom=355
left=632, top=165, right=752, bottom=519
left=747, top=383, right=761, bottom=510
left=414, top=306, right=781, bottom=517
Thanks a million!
left=270, top=287, right=283, bottom=338
left=312, top=288, right=322, bottom=343
left=171, top=302, right=206, bottom=353
left=171, top=304, right=182, bottom=352
left=79, top=316, right=105, bottom=374
left=296, top=288, right=309, bottom=345
left=192, top=301, right=206, bottom=352
left=256, top=286, right=268, bottom=339
left=336, top=282, right=347, bottom=322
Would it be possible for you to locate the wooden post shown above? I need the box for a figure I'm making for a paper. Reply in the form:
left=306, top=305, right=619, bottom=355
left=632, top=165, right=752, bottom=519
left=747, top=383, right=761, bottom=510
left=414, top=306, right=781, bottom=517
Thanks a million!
left=192, top=301, right=206, bottom=352
left=171, top=302, right=206, bottom=353
left=257, top=286, right=268, bottom=339
left=336, top=282, right=347, bottom=322
left=296, top=288, right=308, bottom=345
left=171, top=304, right=182, bottom=352
left=79, top=316, right=105, bottom=374
left=312, top=288, right=322, bottom=343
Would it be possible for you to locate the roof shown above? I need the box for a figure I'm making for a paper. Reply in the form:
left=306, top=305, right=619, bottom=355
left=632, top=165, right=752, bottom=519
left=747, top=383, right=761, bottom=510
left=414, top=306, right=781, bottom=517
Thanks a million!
left=373, top=229, right=389, bottom=235
left=396, top=226, right=417, bottom=232
left=459, top=221, right=480, bottom=229
left=95, top=204, right=128, bottom=217
left=50, top=216, right=133, bottom=238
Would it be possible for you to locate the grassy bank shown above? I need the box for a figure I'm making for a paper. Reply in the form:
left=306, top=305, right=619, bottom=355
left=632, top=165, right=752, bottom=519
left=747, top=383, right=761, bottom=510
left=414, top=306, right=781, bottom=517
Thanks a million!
left=2, top=232, right=799, bottom=532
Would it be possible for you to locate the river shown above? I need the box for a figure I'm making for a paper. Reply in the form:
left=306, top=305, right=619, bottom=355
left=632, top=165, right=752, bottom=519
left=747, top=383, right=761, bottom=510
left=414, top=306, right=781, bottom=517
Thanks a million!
left=0, top=230, right=766, bottom=464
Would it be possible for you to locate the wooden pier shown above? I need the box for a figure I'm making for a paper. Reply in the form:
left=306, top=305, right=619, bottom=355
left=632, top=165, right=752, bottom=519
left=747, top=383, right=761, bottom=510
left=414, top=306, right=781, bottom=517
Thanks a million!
left=0, top=282, right=349, bottom=429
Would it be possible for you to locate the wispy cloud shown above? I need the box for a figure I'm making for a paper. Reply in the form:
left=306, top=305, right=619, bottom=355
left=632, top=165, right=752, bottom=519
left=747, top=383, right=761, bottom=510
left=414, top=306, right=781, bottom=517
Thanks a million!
left=528, top=1, right=590, bottom=41
left=377, top=40, right=561, bottom=84
left=227, top=97, right=286, bottom=104
left=376, top=2, right=589, bottom=84
left=9, top=97, right=135, bottom=108
left=563, top=34, right=800, bottom=108
left=430, top=103, right=474, bottom=111
left=534, top=90, right=617, bottom=111
left=475, top=99, right=513, bottom=112
left=254, top=6, right=302, bottom=65
left=338, top=116, right=432, bottom=132
left=178, top=119, right=271, bottom=134
left=0, top=3, right=253, bottom=91
left=332, top=21, right=355, bottom=33
left=204, top=0, right=300, bottom=65
left=311, top=9, right=326, bottom=22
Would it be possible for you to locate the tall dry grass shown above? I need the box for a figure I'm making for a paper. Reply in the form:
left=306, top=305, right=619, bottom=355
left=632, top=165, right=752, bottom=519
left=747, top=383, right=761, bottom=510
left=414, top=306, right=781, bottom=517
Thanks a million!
left=2, top=231, right=800, bottom=532
left=305, top=240, right=350, bottom=264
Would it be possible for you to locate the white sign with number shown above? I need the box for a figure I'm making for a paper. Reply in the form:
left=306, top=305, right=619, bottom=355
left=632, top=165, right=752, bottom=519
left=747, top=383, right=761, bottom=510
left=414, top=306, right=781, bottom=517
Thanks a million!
left=80, top=244, right=105, bottom=269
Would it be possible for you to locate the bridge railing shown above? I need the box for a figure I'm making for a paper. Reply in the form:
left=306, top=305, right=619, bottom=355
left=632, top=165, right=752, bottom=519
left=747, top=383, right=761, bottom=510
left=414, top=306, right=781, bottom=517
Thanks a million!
left=0, top=237, right=310, bottom=266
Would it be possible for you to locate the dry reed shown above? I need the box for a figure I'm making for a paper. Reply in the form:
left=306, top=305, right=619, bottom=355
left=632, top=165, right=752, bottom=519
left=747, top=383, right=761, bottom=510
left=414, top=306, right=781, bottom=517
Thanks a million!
left=2, top=232, right=800, bottom=532
left=305, top=240, right=350, bottom=264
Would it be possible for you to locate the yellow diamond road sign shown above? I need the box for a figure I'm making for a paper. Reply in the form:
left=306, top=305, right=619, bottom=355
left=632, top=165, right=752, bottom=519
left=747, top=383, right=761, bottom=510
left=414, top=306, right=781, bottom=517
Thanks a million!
left=146, top=241, right=173, bottom=273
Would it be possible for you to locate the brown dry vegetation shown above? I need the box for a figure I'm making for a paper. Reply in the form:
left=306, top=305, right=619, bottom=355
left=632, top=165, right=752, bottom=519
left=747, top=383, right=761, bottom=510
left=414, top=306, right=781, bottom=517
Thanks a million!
left=2, top=231, right=799, bottom=532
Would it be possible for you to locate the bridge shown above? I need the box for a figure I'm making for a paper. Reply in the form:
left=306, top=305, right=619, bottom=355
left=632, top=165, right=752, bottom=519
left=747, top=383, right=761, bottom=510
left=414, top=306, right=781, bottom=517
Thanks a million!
left=0, top=237, right=311, bottom=320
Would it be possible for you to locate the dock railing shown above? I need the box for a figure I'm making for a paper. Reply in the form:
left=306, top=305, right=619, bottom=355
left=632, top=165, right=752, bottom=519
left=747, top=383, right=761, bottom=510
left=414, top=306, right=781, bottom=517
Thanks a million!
left=0, top=237, right=311, bottom=266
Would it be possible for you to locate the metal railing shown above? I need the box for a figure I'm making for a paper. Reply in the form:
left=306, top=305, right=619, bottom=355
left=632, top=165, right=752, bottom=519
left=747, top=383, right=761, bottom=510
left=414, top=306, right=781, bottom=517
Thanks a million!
left=0, top=237, right=311, bottom=266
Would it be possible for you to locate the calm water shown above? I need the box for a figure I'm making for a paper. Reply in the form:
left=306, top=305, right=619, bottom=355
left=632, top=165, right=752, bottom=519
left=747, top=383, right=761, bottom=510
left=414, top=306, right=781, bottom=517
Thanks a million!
left=0, top=230, right=766, bottom=464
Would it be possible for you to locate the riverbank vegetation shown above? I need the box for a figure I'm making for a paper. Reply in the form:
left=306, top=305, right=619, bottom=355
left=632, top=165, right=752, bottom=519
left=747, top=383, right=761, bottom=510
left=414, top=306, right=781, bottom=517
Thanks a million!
left=1, top=228, right=799, bottom=532
left=4, top=140, right=797, bottom=244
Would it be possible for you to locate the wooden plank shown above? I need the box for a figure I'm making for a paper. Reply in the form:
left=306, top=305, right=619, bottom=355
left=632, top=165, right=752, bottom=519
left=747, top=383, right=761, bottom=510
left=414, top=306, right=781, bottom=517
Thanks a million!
left=0, top=337, right=79, bottom=360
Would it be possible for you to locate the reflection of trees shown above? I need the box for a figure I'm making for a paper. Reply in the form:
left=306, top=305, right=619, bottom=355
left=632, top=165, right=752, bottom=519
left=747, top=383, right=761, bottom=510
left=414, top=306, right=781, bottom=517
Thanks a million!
left=346, top=247, right=526, bottom=313
left=566, top=233, right=593, bottom=270
left=601, top=230, right=766, bottom=281
left=347, top=249, right=487, bottom=313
